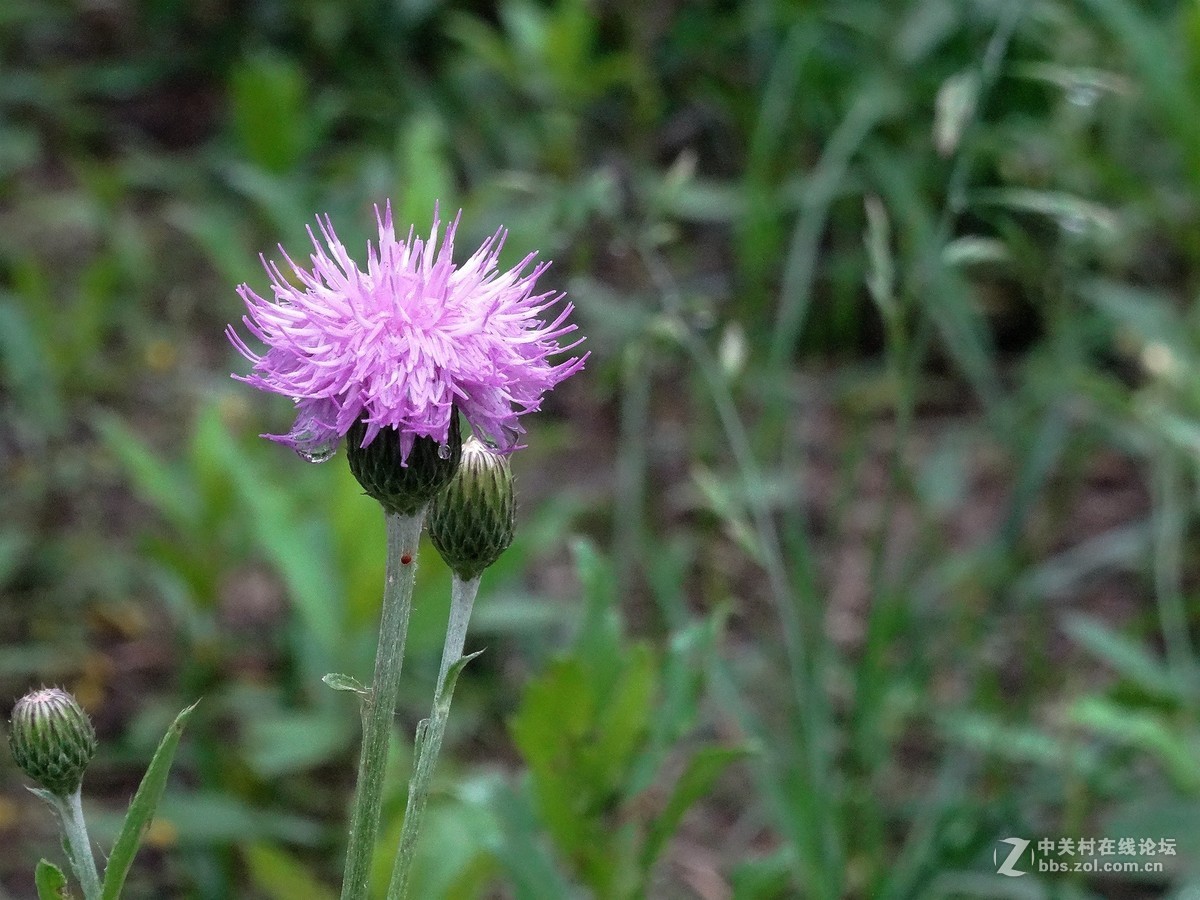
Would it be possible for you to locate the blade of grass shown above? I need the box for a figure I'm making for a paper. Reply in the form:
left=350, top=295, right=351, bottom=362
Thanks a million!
left=638, top=242, right=843, bottom=898
left=767, top=87, right=894, bottom=373
left=1080, top=0, right=1200, bottom=175
left=1150, top=451, right=1200, bottom=711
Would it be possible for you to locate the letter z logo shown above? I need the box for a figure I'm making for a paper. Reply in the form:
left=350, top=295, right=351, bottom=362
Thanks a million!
left=994, top=838, right=1030, bottom=876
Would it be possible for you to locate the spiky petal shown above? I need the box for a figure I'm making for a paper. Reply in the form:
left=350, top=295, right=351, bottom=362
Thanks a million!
left=226, top=205, right=587, bottom=464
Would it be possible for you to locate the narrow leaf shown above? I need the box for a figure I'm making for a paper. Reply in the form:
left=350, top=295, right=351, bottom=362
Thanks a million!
left=942, top=236, right=1009, bottom=268
left=28, top=786, right=58, bottom=808
left=1070, top=697, right=1200, bottom=793
left=101, top=702, right=198, bottom=900
left=933, top=70, right=979, bottom=156
left=972, top=187, right=1120, bottom=243
left=93, top=412, right=197, bottom=533
left=35, top=859, right=72, bottom=900
left=641, top=746, right=751, bottom=872
left=243, top=843, right=336, bottom=900
left=437, top=649, right=485, bottom=712
left=1062, top=615, right=1178, bottom=699
left=322, top=672, right=368, bottom=695
left=863, top=195, right=895, bottom=322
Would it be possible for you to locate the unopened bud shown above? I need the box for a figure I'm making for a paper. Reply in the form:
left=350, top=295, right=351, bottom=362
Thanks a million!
left=429, top=436, right=515, bottom=580
left=8, top=688, right=97, bottom=797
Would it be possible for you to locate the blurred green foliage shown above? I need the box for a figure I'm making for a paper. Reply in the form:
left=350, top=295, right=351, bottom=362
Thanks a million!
left=4, top=0, right=1200, bottom=897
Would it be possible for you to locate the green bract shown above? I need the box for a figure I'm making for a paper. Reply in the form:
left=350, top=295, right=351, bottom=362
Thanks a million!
left=347, top=417, right=462, bottom=516
left=429, top=436, right=515, bottom=580
left=8, top=688, right=97, bottom=797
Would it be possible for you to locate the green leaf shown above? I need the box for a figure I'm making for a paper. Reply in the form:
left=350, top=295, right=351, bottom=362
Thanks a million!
left=1062, top=614, right=1179, bottom=700
left=592, top=644, right=657, bottom=789
left=867, top=148, right=1005, bottom=420
left=729, top=848, right=795, bottom=900
left=1070, top=696, right=1200, bottom=793
left=437, top=649, right=485, bottom=713
left=940, top=711, right=1101, bottom=775
left=94, top=791, right=323, bottom=846
left=863, top=196, right=896, bottom=323
left=405, top=801, right=500, bottom=900
left=242, top=843, right=336, bottom=900
left=101, top=702, right=198, bottom=900
left=230, top=52, right=309, bottom=173
left=322, top=672, right=368, bottom=695
left=489, top=781, right=576, bottom=900
left=1010, top=62, right=1132, bottom=98
left=1081, top=279, right=1183, bottom=350
left=941, top=236, right=1010, bottom=268
left=933, top=69, right=978, bottom=157
left=1081, top=0, right=1200, bottom=173
left=509, top=660, right=595, bottom=855
left=570, top=539, right=623, bottom=690
left=641, top=745, right=751, bottom=873
left=691, top=466, right=763, bottom=564
left=395, top=111, right=453, bottom=230
left=971, top=187, right=1120, bottom=243
left=0, top=293, right=65, bottom=432
left=35, top=859, right=72, bottom=900
left=242, top=710, right=354, bottom=778
left=222, top=438, right=342, bottom=661
left=94, top=412, right=198, bottom=533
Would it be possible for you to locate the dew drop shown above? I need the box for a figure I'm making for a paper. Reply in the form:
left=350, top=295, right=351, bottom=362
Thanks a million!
left=295, top=437, right=339, bottom=464
left=297, top=445, right=337, bottom=464
left=437, top=442, right=452, bottom=460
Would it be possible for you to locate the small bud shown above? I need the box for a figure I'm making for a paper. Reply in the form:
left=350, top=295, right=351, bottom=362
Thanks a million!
left=8, top=688, right=97, bottom=797
left=347, top=417, right=463, bottom=516
left=429, top=436, right=515, bottom=580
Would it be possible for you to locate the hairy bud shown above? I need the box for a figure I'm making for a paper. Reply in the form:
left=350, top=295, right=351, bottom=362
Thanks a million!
left=9, top=688, right=97, bottom=797
left=429, top=436, right=515, bottom=580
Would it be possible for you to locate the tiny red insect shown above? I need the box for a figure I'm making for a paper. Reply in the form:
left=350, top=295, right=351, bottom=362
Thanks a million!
left=400, top=553, right=412, bottom=565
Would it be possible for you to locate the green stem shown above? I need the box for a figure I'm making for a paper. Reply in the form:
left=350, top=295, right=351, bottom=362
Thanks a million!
left=341, top=510, right=426, bottom=900
left=51, top=789, right=101, bottom=900
left=387, top=574, right=481, bottom=900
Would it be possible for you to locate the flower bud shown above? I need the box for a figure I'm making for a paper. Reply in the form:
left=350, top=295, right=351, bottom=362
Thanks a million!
left=8, top=688, right=97, bottom=797
left=347, top=417, right=462, bottom=516
left=429, top=436, right=515, bottom=580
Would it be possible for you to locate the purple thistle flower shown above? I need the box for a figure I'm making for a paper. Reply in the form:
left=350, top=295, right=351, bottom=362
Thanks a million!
left=227, top=204, right=587, bottom=463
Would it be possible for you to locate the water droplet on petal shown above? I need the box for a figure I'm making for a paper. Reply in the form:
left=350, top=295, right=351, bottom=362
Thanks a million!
left=437, top=442, right=451, bottom=460
left=295, top=436, right=339, bottom=463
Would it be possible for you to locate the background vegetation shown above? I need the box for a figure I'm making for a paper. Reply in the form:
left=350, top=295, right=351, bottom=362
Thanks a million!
left=3, top=0, right=1200, bottom=897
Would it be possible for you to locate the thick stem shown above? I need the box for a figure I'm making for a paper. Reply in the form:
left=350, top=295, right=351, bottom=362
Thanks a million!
left=387, top=574, right=481, bottom=900
left=341, top=511, right=426, bottom=900
left=52, top=789, right=101, bottom=900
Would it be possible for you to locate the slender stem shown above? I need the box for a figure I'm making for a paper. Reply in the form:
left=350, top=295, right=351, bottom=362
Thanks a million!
left=341, top=510, right=426, bottom=900
left=388, top=574, right=481, bottom=900
left=51, top=790, right=101, bottom=900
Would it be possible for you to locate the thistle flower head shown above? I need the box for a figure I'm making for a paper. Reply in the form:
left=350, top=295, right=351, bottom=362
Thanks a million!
left=226, top=204, right=587, bottom=465
left=8, top=688, right=96, bottom=797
